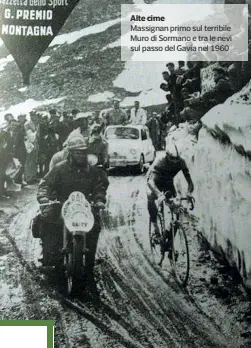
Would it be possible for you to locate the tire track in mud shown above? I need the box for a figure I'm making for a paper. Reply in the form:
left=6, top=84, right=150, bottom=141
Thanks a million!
left=1, top=225, right=70, bottom=348
left=99, top=175, right=238, bottom=348
left=4, top=175, right=241, bottom=348
left=6, top=184, right=155, bottom=348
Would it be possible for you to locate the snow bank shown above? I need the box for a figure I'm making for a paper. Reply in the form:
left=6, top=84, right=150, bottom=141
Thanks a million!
left=168, top=81, right=251, bottom=288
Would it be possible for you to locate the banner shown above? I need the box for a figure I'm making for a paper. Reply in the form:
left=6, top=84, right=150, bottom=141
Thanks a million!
left=0, top=0, right=80, bottom=85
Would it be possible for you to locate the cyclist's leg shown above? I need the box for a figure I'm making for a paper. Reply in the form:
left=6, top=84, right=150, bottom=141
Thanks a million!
left=146, top=187, right=160, bottom=238
left=161, top=184, right=177, bottom=251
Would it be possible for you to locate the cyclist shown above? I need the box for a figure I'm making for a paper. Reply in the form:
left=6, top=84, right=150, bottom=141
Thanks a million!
left=146, top=141, right=194, bottom=241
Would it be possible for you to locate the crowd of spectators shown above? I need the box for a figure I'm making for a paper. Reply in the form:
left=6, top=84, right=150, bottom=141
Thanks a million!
left=1, top=45, right=251, bottom=199
left=159, top=54, right=251, bottom=128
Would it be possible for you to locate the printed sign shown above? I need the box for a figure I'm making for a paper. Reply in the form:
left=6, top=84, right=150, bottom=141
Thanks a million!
left=0, top=0, right=80, bottom=85
left=200, top=63, right=218, bottom=95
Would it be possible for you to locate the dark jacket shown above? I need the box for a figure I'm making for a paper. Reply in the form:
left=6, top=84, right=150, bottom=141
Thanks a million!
left=37, top=160, right=109, bottom=204
left=87, top=136, right=108, bottom=166
left=190, top=76, right=234, bottom=114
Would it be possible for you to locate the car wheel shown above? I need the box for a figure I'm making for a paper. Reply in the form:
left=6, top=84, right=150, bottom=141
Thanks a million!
left=136, top=154, right=145, bottom=174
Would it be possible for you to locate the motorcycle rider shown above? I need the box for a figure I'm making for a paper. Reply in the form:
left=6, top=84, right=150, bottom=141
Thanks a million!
left=146, top=141, right=194, bottom=242
left=36, top=136, right=109, bottom=280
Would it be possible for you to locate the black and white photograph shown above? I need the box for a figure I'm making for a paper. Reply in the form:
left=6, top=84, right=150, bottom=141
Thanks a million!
left=0, top=0, right=250, bottom=347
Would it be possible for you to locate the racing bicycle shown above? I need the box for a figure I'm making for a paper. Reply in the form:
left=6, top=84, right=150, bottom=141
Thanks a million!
left=149, top=192, right=195, bottom=287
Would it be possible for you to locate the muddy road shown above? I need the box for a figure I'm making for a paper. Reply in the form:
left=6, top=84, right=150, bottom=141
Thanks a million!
left=0, top=173, right=246, bottom=347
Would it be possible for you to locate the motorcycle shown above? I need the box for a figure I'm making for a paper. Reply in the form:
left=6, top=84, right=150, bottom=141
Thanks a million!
left=33, top=190, right=102, bottom=296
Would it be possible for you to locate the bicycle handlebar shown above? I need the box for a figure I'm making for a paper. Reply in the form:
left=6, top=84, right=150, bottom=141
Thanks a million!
left=164, top=193, right=195, bottom=211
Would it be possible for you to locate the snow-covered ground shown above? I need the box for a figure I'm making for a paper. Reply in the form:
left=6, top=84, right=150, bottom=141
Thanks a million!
left=0, top=97, right=65, bottom=123
left=50, top=18, right=120, bottom=47
left=38, top=56, right=50, bottom=64
left=115, top=62, right=167, bottom=107
left=0, top=55, right=14, bottom=72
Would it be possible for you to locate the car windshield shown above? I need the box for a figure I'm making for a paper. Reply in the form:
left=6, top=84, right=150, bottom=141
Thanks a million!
left=106, top=127, right=139, bottom=140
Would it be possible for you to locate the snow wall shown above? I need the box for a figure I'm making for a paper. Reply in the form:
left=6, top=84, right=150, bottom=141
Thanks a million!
left=166, top=80, right=251, bottom=289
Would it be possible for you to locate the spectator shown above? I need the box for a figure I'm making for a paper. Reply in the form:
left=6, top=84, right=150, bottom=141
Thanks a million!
left=4, top=113, right=14, bottom=126
left=175, top=61, right=186, bottom=76
left=130, top=101, right=147, bottom=125
left=67, top=112, right=90, bottom=142
left=187, top=66, right=234, bottom=115
left=37, top=112, right=49, bottom=176
left=146, top=112, right=161, bottom=151
left=103, top=99, right=128, bottom=126
left=43, top=110, right=60, bottom=175
left=24, top=111, right=39, bottom=184
left=181, top=61, right=203, bottom=93
left=228, top=62, right=244, bottom=92
left=0, top=130, right=9, bottom=197
left=166, top=62, right=177, bottom=94
left=87, top=123, right=109, bottom=167
left=71, top=109, right=80, bottom=120
left=58, top=111, right=74, bottom=145
left=14, top=114, right=27, bottom=185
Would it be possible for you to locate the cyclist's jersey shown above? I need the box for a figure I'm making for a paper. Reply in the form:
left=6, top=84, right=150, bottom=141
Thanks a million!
left=147, top=153, right=189, bottom=187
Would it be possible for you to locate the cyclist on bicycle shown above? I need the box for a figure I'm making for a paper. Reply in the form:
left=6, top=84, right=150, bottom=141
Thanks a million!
left=146, top=141, right=194, bottom=240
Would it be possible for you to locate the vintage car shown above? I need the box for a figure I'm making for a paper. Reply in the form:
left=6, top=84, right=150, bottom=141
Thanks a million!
left=104, top=125, right=156, bottom=173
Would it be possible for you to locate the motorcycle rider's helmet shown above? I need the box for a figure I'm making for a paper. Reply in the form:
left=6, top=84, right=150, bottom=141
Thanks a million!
left=67, top=136, right=88, bottom=151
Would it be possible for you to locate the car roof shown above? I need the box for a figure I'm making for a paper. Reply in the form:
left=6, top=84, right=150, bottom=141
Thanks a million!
left=105, top=125, right=145, bottom=130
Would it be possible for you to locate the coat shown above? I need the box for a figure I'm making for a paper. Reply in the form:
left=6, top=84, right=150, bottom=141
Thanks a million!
left=130, top=108, right=147, bottom=125
left=37, top=160, right=109, bottom=205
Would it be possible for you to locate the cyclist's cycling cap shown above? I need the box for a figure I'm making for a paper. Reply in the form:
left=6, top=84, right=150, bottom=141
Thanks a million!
left=68, top=136, right=88, bottom=151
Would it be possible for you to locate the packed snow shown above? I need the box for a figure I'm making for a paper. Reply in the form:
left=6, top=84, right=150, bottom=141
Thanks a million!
left=50, top=18, right=120, bottom=47
left=88, top=91, right=115, bottom=103
left=115, top=62, right=167, bottom=107
left=0, top=55, right=14, bottom=72
left=38, top=56, right=50, bottom=64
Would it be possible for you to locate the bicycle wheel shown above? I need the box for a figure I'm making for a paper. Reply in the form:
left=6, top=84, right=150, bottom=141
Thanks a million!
left=170, top=224, right=190, bottom=287
left=149, top=213, right=164, bottom=263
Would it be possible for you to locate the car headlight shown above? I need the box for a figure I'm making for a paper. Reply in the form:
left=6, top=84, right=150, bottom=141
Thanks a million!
left=130, top=148, right=137, bottom=154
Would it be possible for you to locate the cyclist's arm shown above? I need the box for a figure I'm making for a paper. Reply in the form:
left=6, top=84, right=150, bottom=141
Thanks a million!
left=182, top=164, right=194, bottom=193
left=147, top=173, right=162, bottom=197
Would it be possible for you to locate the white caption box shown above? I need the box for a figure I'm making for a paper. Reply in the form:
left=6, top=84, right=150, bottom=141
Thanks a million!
left=121, top=4, right=248, bottom=62
left=0, top=326, right=47, bottom=348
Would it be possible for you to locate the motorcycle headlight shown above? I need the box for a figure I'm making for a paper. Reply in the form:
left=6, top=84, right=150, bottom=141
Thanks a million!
left=130, top=148, right=137, bottom=154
